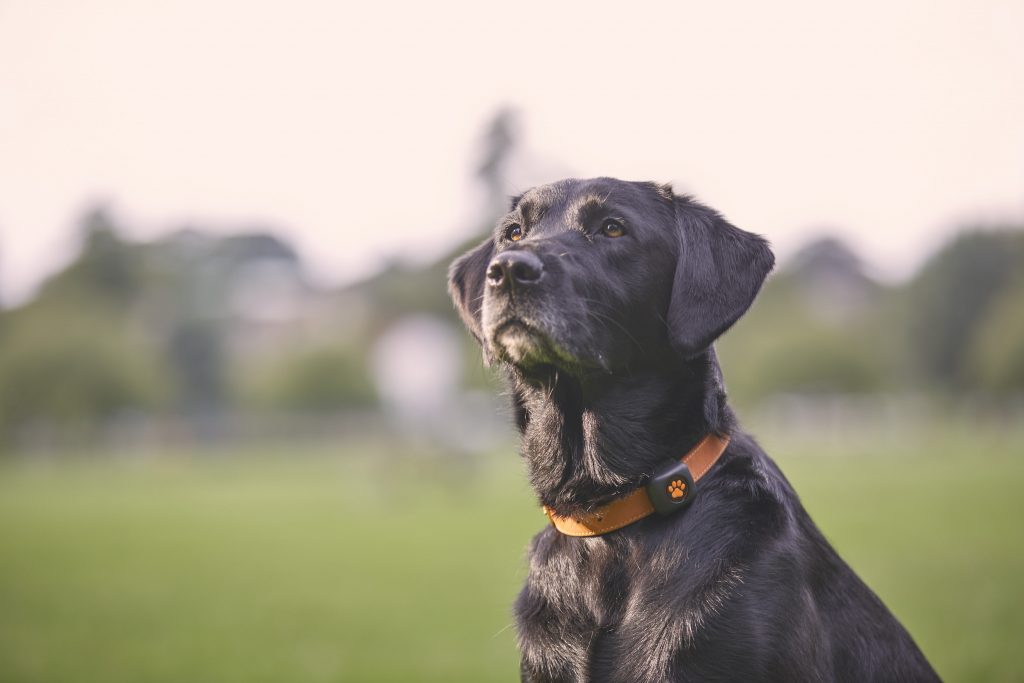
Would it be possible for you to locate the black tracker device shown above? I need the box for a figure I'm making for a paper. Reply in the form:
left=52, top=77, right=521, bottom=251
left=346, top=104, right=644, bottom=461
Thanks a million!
left=646, top=460, right=696, bottom=516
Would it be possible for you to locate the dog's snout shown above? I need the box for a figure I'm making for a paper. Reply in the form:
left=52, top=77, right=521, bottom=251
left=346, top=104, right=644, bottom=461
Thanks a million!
left=486, top=251, right=544, bottom=289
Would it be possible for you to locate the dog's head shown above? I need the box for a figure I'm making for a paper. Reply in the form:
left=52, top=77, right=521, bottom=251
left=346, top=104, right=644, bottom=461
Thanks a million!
left=448, top=177, right=774, bottom=379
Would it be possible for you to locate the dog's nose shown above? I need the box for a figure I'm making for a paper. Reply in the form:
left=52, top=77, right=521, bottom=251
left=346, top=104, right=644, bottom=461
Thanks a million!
left=487, top=251, right=544, bottom=289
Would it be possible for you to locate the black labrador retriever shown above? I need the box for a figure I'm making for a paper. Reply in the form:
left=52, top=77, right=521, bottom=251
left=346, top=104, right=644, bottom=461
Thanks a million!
left=448, top=177, right=939, bottom=682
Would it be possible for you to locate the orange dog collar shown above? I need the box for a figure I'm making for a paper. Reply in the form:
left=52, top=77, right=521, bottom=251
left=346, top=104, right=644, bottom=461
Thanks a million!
left=543, top=433, right=730, bottom=537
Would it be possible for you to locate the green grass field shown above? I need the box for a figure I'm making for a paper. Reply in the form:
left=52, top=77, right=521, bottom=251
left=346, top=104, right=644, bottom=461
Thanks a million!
left=1, top=425, right=1023, bottom=682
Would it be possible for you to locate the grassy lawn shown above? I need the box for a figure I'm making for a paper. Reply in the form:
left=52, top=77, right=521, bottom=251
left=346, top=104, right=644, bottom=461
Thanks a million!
left=1, top=426, right=1022, bottom=682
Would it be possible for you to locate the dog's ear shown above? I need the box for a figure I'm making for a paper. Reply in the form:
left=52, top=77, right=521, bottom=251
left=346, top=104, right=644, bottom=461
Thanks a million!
left=667, top=198, right=775, bottom=358
left=447, top=237, right=496, bottom=348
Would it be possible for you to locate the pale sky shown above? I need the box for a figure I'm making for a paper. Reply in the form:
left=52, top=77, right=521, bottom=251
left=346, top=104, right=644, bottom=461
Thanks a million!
left=2, top=0, right=1023, bottom=305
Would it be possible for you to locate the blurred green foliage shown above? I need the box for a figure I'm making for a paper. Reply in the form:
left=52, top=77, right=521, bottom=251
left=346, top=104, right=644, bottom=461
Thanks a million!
left=0, top=305, right=169, bottom=442
left=966, top=272, right=1024, bottom=393
left=719, top=230, right=1024, bottom=406
left=0, top=204, right=1021, bottom=450
left=901, top=230, right=1024, bottom=389
left=239, top=345, right=378, bottom=411
left=718, top=251, right=895, bottom=403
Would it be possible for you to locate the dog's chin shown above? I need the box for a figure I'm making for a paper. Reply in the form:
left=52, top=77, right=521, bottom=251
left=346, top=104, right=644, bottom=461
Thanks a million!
left=488, top=319, right=597, bottom=379
left=490, top=320, right=551, bottom=365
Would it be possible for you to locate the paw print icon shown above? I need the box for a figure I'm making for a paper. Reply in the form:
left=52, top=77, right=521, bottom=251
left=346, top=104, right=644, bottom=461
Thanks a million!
left=647, top=461, right=695, bottom=515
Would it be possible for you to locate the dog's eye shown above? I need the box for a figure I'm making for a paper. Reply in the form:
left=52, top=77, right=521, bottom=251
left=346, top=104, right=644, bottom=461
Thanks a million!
left=601, top=219, right=626, bottom=238
left=506, top=224, right=524, bottom=242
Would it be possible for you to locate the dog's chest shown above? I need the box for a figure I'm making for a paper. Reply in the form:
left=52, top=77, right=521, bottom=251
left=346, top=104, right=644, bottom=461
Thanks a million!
left=513, top=527, right=748, bottom=682
left=514, top=531, right=640, bottom=679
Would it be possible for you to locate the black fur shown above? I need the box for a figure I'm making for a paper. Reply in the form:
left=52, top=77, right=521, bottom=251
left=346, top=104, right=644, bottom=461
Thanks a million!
left=448, top=177, right=939, bottom=682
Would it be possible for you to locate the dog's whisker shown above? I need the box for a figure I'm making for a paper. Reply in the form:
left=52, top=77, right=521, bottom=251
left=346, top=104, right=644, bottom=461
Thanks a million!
left=576, top=304, right=645, bottom=353
left=491, top=622, right=515, bottom=639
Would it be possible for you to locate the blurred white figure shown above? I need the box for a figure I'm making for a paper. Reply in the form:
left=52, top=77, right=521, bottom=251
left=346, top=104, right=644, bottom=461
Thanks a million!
left=371, top=315, right=462, bottom=443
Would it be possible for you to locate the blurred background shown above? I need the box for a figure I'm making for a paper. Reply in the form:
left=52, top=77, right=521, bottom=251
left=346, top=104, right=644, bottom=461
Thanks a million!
left=1, top=1, right=1023, bottom=681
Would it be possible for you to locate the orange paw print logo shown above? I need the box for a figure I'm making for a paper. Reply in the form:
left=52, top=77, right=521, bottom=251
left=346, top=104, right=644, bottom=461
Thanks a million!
left=667, top=480, right=687, bottom=499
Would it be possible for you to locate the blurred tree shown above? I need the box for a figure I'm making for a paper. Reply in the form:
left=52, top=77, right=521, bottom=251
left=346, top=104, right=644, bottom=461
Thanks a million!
left=143, top=229, right=305, bottom=420
left=744, top=329, right=888, bottom=395
left=719, top=237, right=896, bottom=406
left=967, top=272, right=1024, bottom=393
left=350, top=259, right=454, bottom=330
left=37, top=206, right=140, bottom=308
left=166, top=319, right=225, bottom=414
left=239, top=345, right=377, bottom=411
left=1, top=158, right=1019, bottom=453
left=476, top=107, right=520, bottom=218
left=901, top=230, right=1024, bottom=388
left=0, top=307, right=168, bottom=446
left=0, top=211, right=331, bottom=447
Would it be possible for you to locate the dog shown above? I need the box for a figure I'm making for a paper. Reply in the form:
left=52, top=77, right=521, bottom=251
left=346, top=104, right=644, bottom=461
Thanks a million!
left=448, top=177, right=939, bottom=682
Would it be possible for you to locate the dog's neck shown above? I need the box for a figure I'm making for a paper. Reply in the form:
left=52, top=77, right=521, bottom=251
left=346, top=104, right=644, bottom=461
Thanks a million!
left=508, top=348, right=734, bottom=516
